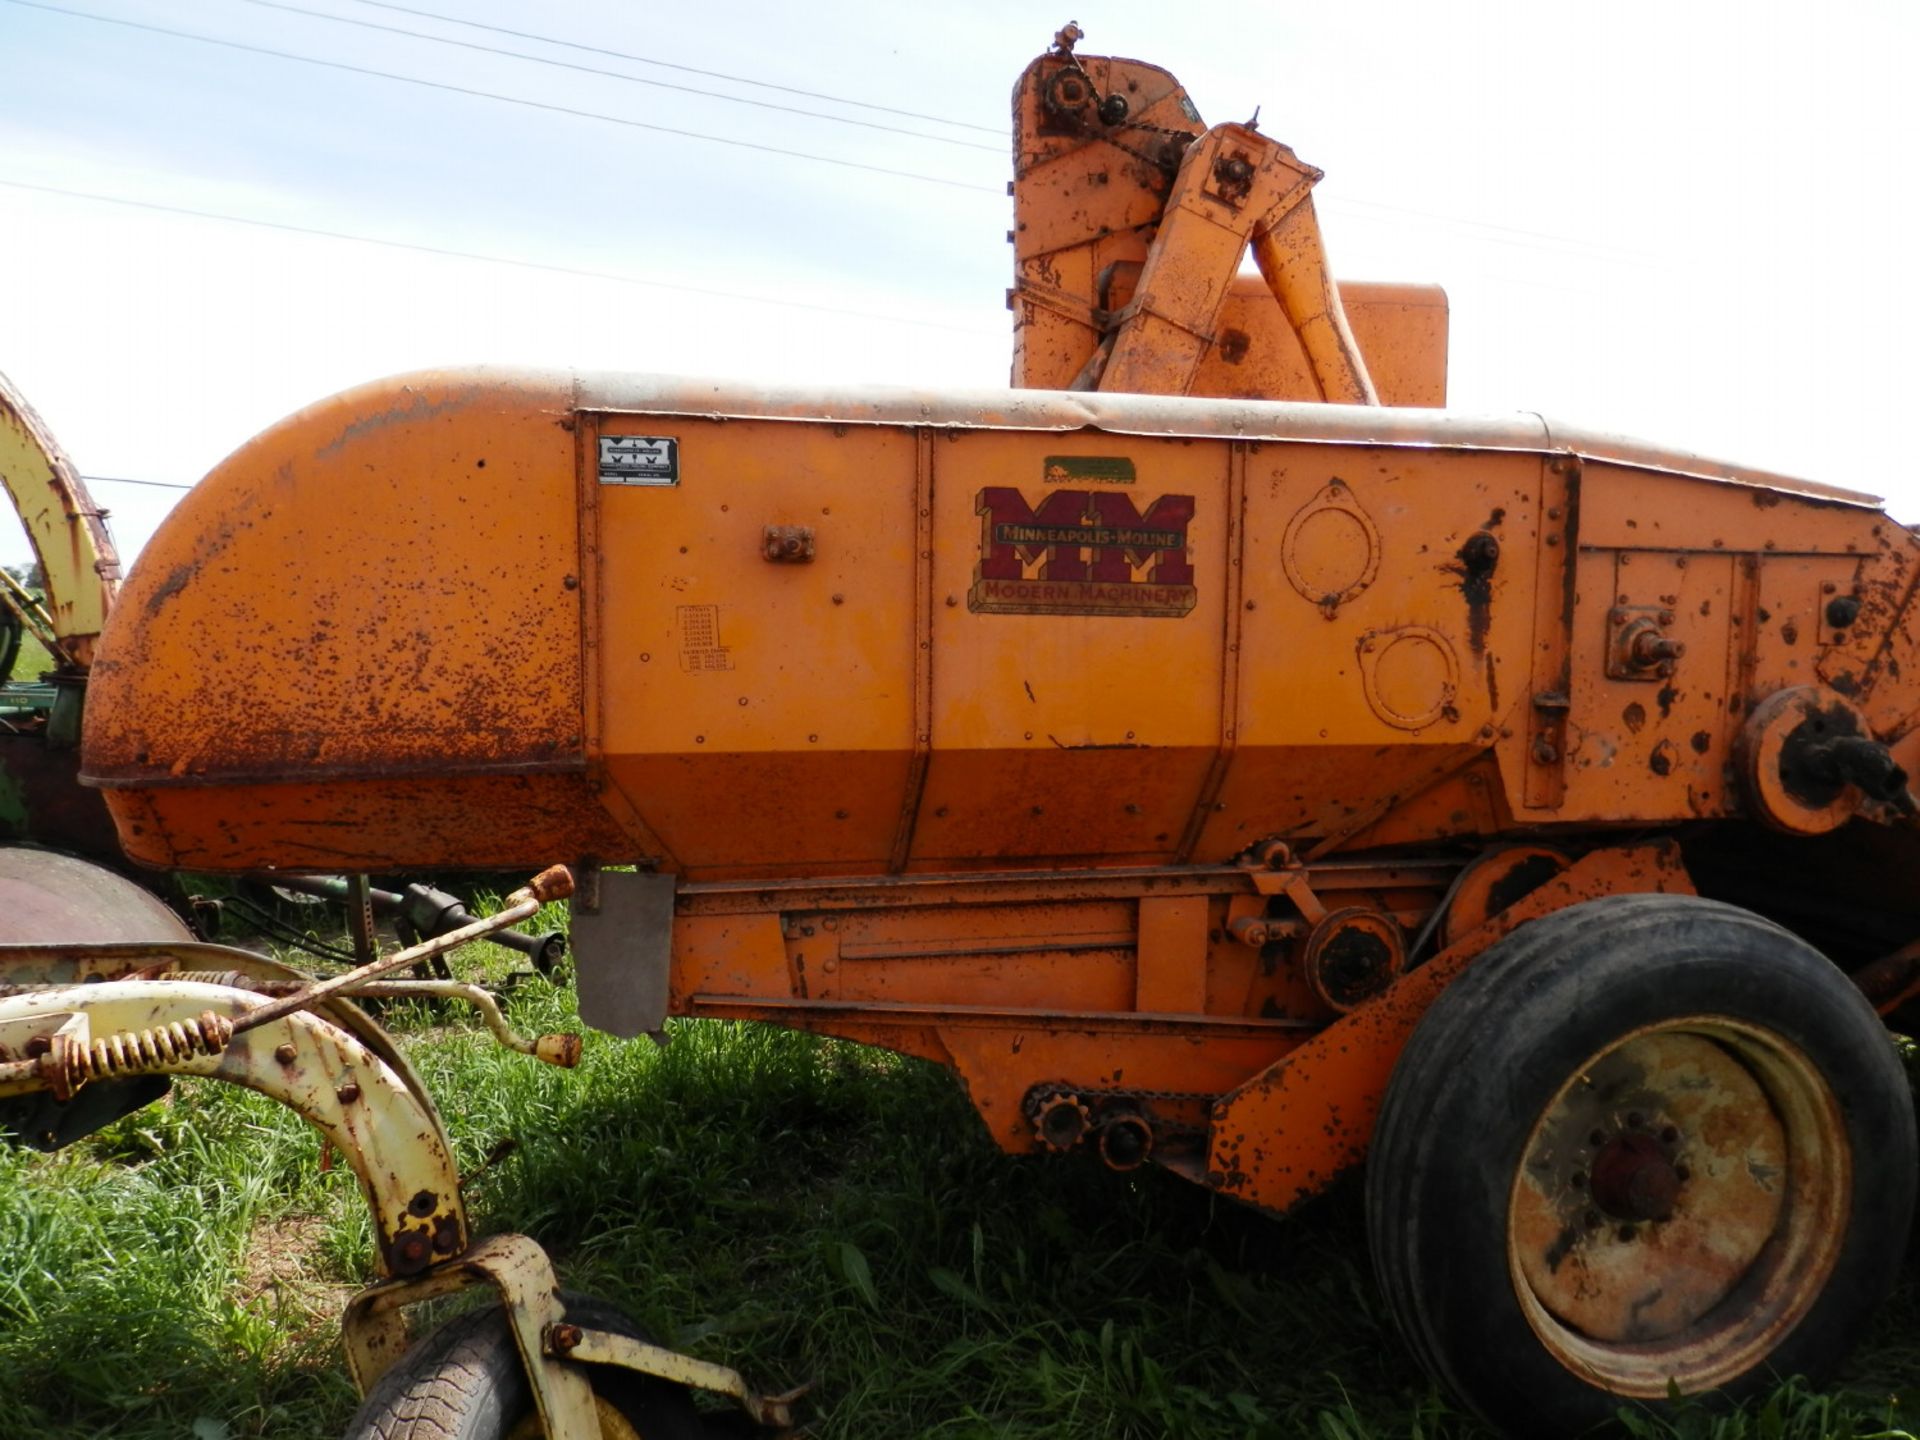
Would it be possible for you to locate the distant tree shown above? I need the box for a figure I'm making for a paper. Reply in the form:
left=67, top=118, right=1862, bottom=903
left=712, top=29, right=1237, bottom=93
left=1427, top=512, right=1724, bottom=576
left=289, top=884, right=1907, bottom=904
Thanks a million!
left=2, top=561, right=45, bottom=593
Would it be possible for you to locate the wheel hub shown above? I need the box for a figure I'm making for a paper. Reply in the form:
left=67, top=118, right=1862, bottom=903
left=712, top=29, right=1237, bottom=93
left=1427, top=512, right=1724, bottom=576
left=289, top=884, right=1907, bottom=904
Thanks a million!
left=1508, top=1019, right=1849, bottom=1394
left=1588, top=1129, right=1680, bottom=1223
left=1511, top=1028, right=1791, bottom=1344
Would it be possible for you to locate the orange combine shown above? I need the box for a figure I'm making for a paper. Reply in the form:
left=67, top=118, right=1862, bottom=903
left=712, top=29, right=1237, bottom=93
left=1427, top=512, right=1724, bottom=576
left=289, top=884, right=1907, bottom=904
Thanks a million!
left=15, top=26, right=1920, bottom=1437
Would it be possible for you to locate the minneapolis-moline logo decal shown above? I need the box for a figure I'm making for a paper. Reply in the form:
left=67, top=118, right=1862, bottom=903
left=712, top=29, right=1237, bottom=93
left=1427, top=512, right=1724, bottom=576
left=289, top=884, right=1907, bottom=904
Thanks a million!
left=969, top=483, right=1197, bottom=617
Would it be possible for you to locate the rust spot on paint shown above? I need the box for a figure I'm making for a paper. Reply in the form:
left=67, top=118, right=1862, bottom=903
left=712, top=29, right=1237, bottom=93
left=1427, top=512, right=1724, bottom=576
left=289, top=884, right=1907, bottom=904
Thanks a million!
left=143, top=564, right=195, bottom=617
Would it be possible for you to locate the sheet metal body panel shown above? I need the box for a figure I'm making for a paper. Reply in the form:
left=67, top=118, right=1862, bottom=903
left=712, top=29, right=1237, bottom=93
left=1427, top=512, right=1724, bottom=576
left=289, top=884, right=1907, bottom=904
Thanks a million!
left=80, top=370, right=1908, bottom=880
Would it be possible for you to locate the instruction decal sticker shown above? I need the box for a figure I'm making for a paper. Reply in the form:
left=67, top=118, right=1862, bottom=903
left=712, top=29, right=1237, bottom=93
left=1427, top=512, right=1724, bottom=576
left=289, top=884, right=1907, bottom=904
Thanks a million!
left=969, top=487, right=1197, bottom=617
left=676, top=604, right=733, bottom=672
left=599, top=435, right=679, bottom=486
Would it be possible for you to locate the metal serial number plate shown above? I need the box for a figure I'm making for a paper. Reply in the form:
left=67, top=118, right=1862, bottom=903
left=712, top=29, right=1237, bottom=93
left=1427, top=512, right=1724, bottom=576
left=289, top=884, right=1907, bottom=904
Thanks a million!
left=598, top=435, right=679, bottom=486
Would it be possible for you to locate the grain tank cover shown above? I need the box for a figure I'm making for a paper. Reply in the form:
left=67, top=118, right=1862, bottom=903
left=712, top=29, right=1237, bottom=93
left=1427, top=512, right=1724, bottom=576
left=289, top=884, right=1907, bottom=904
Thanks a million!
left=82, top=368, right=1907, bottom=878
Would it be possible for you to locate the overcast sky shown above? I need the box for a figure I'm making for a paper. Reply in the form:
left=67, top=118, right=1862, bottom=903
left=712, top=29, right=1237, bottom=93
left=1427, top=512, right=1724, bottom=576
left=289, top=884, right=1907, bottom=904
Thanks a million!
left=4, top=0, right=1918, bottom=568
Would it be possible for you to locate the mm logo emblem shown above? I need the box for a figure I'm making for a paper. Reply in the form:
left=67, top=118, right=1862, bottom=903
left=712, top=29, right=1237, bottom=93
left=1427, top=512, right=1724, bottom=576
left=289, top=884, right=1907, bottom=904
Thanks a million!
left=969, top=487, right=1197, bottom=617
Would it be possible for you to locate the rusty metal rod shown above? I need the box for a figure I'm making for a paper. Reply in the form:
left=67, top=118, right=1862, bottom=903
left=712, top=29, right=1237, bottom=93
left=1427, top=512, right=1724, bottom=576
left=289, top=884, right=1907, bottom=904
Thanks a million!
left=251, top=873, right=566, bottom=968
left=229, top=865, right=572, bottom=1036
left=0, top=567, right=73, bottom=667
left=204, top=976, right=581, bottom=1066
left=1852, top=935, right=1920, bottom=1015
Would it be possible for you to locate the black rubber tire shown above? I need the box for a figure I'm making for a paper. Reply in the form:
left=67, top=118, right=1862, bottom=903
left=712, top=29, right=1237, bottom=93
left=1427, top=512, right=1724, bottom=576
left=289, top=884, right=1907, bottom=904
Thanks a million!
left=344, top=1295, right=707, bottom=1440
left=1367, top=893, right=1916, bottom=1436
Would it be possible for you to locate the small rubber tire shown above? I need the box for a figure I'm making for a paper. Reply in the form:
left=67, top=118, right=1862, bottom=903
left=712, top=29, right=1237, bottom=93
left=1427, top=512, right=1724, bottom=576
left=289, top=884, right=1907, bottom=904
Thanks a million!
left=1367, top=893, right=1916, bottom=1436
left=343, top=1295, right=706, bottom=1440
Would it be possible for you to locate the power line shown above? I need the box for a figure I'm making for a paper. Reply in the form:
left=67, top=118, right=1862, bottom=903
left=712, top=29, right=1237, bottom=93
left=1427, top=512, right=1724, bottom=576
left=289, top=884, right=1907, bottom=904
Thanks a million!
left=0, top=177, right=1002, bottom=337
left=4, top=0, right=1001, bottom=195
left=232, top=0, right=1000, bottom=153
left=340, top=0, right=1000, bottom=135
left=12, top=2, right=1660, bottom=264
left=8, top=4, right=1667, bottom=290
left=85, top=475, right=188, bottom=494
left=1322, top=195, right=1660, bottom=266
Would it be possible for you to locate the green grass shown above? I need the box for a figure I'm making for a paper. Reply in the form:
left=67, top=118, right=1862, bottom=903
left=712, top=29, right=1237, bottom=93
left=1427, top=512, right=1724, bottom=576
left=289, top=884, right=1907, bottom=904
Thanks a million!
left=2, top=911, right=1919, bottom=1438
left=5, top=625, right=54, bottom=684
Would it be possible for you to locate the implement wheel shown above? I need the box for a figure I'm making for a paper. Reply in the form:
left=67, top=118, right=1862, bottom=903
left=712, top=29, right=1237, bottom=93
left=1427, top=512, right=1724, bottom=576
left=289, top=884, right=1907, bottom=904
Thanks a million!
left=1367, top=894, right=1915, bottom=1434
left=345, top=1296, right=705, bottom=1440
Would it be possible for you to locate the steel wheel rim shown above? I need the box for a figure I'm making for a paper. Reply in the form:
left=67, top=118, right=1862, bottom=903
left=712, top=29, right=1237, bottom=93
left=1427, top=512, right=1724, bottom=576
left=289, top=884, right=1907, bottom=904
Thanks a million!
left=503, top=1394, right=644, bottom=1440
left=1505, top=1016, right=1850, bottom=1397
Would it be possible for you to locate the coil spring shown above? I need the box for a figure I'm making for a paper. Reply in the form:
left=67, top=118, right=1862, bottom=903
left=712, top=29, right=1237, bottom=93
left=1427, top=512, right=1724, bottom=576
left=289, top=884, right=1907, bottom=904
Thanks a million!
left=62, top=1010, right=234, bottom=1090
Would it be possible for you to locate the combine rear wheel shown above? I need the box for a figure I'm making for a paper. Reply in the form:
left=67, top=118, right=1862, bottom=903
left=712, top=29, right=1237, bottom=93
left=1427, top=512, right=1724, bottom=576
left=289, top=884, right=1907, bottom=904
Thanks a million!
left=346, top=1297, right=705, bottom=1440
left=1367, top=894, right=1915, bottom=1435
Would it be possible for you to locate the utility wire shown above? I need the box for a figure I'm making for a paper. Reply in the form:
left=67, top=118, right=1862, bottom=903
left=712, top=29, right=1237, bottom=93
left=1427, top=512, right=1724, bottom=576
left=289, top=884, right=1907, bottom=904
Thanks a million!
left=15, top=2, right=1653, bottom=262
left=1323, top=195, right=1659, bottom=266
left=340, top=0, right=1001, bottom=134
left=82, top=474, right=193, bottom=490
left=4, top=0, right=1001, bottom=195
left=8, top=5, right=1659, bottom=294
left=0, top=177, right=1003, bottom=337
left=232, top=0, right=1000, bottom=152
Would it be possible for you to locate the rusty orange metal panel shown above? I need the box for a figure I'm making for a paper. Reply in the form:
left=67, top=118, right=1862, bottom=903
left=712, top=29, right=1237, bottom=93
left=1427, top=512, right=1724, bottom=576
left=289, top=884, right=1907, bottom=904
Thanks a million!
left=1009, top=49, right=1198, bottom=394
left=80, top=371, right=1907, bottom=879
left=1080, top=270, right=1447, bottom=407
left=1193, top=445, right=1537, bottom=856
left=81, top=370, right=625, bottom=869
left=941, top=1025, right=1301, bottom=1155
left=1135, top=895, right=1209, bottom=1013
left=1008, top=43, right=1442, bottom=408
left=1189, top=279, right=1448, bottom=407
left=591, top=416, right=918, bottom=874
left=802, top=901, right=1139, bottom=1012
left=106, top=775, right=633, bottom=873
left=910, top=429, right=1230, bottom=867
left=1500, top=461, right=1893, bottom=830
left=1554, top=547, right=1736, bottom=822
left=1098, top=124, right=1338, bottom=398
